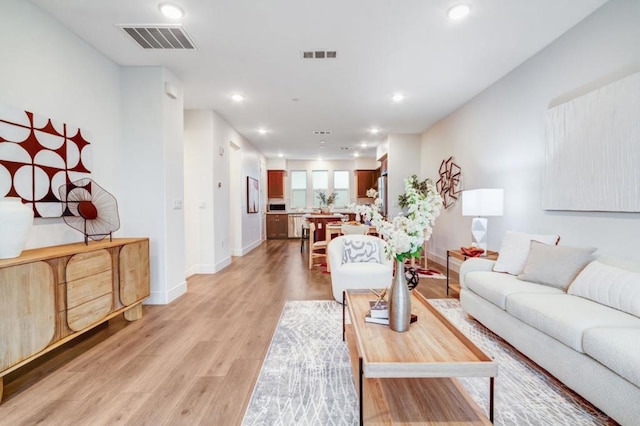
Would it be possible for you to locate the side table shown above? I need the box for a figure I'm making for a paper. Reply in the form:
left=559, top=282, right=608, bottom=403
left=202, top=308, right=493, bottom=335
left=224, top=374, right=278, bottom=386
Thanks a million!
left=446, top=249, right=499, bottom=295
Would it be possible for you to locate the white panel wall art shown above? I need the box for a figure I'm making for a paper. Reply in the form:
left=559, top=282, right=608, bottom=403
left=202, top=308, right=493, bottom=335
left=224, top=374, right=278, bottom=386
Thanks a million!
left=543, top=72, right=640, bottom=212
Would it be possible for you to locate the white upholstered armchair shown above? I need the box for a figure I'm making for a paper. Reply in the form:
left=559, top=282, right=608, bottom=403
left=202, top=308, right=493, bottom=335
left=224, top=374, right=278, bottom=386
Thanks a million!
left=327, top=235, right=394, bottom=302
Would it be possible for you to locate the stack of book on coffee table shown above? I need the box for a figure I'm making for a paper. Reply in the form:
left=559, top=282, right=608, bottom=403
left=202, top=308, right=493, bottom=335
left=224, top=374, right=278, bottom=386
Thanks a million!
left=365, top=300, right=390, bottom=325
left=365, top=300, right=417, bottom=325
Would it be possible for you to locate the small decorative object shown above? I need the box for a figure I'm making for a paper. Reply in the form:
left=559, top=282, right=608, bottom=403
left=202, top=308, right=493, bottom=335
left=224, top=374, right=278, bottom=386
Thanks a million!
left=59, top=178, right=120, bottom=244
left=247, top=176, right=259, bottom=213
left=436, top=156, right=462, bottom=209
left=0, top=197, right=34, bottom=259
left=316, top=191, right=337, bottom=214
left=369, top=175, right=444, bottom=332
left=404, top=266, right=420, bottom=290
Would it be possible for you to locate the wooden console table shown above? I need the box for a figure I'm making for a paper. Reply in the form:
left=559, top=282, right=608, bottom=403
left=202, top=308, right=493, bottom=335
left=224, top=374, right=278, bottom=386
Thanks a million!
left=343, top=290, right=497, bottom=425
left=0, top=238, right=150, bottom=402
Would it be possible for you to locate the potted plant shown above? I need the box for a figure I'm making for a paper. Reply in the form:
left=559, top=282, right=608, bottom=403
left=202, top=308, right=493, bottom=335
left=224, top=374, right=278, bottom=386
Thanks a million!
left=317, top=191, right=337, bottom=213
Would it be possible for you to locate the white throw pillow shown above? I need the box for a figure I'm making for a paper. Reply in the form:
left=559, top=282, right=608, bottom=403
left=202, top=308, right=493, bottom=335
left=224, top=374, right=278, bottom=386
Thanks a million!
left=568, top=261, right=640, bottom=318
left=342, top=240, right=381, bottom=264
left=517, top=241, right=596, bottom=290
left=493, top=231, right=559, bottom=275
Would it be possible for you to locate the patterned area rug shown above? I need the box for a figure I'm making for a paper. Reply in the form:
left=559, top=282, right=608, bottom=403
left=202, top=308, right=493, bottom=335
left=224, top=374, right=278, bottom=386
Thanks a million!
left=242, top=299, right=615, bottom=426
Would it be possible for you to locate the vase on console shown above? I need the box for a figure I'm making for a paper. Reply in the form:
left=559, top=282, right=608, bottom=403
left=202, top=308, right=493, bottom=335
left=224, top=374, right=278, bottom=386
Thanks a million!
left=389, top=258, right=411, bottom=332
left=0, top=197, right=34, bottom=259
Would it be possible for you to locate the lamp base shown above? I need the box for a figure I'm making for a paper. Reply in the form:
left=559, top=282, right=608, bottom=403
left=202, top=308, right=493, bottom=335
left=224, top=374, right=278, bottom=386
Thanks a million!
left=471, top=217, right=488, bottom=256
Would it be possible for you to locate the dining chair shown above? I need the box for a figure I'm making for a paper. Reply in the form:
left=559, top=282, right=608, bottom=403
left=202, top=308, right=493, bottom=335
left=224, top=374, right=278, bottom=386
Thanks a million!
left=308, top=222, right=327, bottom=269
left=340, top=223, right=368, bottom=235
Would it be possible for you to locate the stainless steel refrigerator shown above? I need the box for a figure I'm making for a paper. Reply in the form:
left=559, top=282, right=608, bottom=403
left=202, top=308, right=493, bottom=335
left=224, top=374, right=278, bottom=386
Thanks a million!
left=377, top=174, right=387, bottom=218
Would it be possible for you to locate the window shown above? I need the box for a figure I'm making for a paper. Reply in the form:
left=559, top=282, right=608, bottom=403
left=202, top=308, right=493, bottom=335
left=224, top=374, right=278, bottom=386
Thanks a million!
left=312, top=170, right=328, bottom=207
left=333, top=170, right=349, bottom=207
left=290, top=170, right=307, bottom=209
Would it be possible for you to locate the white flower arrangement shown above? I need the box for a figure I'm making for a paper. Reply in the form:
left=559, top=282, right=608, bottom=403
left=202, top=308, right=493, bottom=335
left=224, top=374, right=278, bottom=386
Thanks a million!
left=370, top=175, right=443, bottom=262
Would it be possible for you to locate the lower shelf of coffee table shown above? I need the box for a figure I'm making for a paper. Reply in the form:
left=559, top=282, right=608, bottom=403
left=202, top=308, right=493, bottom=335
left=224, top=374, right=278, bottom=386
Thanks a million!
left=345, top=325, right=491, bottom=425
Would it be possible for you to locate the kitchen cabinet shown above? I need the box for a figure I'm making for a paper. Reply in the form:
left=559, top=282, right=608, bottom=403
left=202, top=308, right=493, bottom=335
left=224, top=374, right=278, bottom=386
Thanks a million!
left=0, top=238, right=150, bottom=402
left=356, top=170, right=377, bottom=198
left=267, top=170, right=285, bottom=198
left=266, top=214, right=288, bottom=239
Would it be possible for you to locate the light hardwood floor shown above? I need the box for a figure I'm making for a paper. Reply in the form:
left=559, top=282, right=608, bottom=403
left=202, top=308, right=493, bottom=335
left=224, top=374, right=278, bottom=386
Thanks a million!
left=1, top=239, right=454, bottom=425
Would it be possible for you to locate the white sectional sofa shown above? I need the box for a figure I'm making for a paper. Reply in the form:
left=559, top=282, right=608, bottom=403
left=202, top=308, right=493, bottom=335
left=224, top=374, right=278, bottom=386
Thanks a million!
left=459, top=253, right=640, bottom=425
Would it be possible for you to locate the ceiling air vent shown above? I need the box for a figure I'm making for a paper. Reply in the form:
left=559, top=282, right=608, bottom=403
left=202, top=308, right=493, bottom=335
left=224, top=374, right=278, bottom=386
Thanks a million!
left=313, top=130, right=332, bottom=135
left=301, top=50, right=337, bottom=59
left=119, top=25, right=197, bottom=50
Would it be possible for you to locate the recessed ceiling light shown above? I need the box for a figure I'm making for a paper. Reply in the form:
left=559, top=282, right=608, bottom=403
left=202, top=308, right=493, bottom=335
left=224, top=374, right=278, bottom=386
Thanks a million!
left=370, top=128, right=380, bottom=135
left=320, top=140, right=325, bottom=144
left=392, top=93, right=405, bottom=102
left=258, top=128, right=268, bottom=134
left=361, top=142, right=367, bottom=148
left=353, top=152, right=359, bottom=158
left=231, top=94, right=244, bottom=102
left=278, top=153, right=284, bottom=158
left=447, top=4, right=470, bottom=20
left=159, top=3, right=184, bottom=19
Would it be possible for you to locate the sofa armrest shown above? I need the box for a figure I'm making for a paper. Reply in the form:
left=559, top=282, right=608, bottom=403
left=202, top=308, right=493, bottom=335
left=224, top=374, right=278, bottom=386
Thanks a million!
left=459, top=258, right=496, bottom=290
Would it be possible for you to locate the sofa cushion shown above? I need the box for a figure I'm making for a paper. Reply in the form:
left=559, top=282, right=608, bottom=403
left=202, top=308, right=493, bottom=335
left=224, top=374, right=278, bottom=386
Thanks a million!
left=466, top=271, right=563, bottom=310
left=493, top=231, right=560, bottom=275
left=506, top=293, right=640, bottom=352
left=568, top=261, right=640, bottom=318
left=583, top=327, right=640, bottom=389
left=517, top=241, right=596, bottom=290
left=342, top=239, right=381, bottom=264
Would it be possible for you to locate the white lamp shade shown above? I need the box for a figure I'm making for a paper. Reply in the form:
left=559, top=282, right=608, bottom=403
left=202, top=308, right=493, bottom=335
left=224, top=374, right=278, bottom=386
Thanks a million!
left=462, top=189, right=504, bottom=216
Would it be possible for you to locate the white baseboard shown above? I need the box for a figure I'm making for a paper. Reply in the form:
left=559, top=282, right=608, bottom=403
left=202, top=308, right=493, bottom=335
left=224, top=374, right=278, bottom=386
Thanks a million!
left=144, top=279, right=187, bottom=305
left=185, top=263, right=216, bottom=276
left=232, top=238, right=262, bottom=257
left=216, top=256, right=232, bottom=271
left=428, top=252, right=463, bottom=274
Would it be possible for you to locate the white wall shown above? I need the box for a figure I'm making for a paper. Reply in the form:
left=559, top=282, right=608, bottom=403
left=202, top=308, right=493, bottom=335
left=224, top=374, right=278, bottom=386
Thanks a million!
left=184, top=110, right=216, bottom=275
left=184, top=110, right=264, bottom=272
left=1, top=0, right=121, bottom=248
left=386, top=134, right=421, bottom=218
left=421, top=0, right=640, bottom=267
left=119, top=67, right=186, bottom=304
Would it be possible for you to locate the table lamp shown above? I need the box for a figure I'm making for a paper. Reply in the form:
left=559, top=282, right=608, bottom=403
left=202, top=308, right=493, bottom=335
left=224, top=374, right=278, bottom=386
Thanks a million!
left=462, top=189, right=504, bottom=255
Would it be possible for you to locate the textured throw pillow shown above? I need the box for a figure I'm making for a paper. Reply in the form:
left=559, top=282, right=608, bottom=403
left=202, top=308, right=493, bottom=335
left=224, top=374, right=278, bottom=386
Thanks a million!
left=342, top=239, right=381, bottom=264
left=568, top=261, right=640, bottom=318
left=493, top=231, right=560, bottom=275
left=517, top=241, right=596, bottom=290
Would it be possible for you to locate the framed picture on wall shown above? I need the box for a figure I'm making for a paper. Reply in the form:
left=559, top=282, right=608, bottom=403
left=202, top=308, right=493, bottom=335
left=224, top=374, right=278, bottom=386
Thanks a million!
left=247, top=176, right=259, bottom=213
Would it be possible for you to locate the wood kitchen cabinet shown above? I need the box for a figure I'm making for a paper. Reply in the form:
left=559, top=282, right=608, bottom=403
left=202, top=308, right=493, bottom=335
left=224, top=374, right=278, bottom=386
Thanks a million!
left=267, top=170, right=285, bottom=198
left=266, top=214, right=288, bottom=239
left=356, top=170, right=377, bottom=198
left=0, top=238, right=150, bottom=402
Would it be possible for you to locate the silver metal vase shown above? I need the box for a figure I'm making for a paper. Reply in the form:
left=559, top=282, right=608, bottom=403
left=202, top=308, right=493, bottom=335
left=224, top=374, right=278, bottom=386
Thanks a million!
left=389, top=258, right=411, bottom=332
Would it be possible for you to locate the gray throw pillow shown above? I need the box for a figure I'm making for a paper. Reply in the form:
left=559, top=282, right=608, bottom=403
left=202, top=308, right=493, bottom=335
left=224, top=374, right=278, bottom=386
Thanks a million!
left=342, top=240, right=381, bottom=264
left=517, top=241, right=596, bottom=290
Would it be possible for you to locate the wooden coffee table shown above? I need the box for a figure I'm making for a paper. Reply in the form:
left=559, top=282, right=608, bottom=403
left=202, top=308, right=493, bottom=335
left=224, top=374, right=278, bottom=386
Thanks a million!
left=343, top=290, right=497, bottom=425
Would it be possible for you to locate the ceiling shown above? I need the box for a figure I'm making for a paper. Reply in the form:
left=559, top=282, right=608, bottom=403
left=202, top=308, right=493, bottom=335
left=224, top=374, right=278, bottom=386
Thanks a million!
left=30, top=0, right=607, bottom=160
